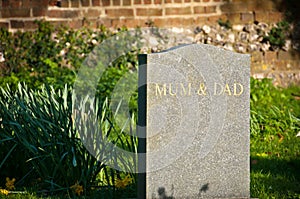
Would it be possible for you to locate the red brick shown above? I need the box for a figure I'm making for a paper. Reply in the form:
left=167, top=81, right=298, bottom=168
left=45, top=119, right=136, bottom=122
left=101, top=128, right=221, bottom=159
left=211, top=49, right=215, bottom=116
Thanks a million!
left=153, top=17, right=192, bottom=27
left=47, top=10, right=80, bottom=18
left=136, top=8, right=162, bottom=16
left=2, top=0, right=10, bottom=7
left=195, top=16, right=208, bottom=25
left=165, top=7, right=191, bottom=15
left=50, top=20, right=69, bottom=27
left=144, top=0, right=151, bottom=4
left=134, top=0, right=142, bottom=4
left=260, top=1, right=277, bottom=11
left=205, top=6, right=216, bottom=13
left=92, top=0, right=101, bottom=6
left=254, top=11, right=269, bottom=22
left=22, top=0, right=31, bottom=7
left=31, top=0, right=48, bottom=7
left=68, top=20, right=83, bottom=29
left=81, top=0, right=90, bottom=6
left=174, top=0, right=182, bottom=2
left=11, top=20, right=24, bottom=28
left=264, top=51, right=277, bottom=62
left=97, top=18, right=112, bottom=27
left=240, top=12, right=253, bottom=23
left=2, top=8, right=31, bottom=18
left=269, top=12, right=283, bottom=23
left=251, top=51, right=264, bottom=63
left=203, top=0, right=210, bottom=2
left=106, top=8, right=134, bottom=17
left=111, top=18, right=142, bottom=28
left=221, top=3, right=248, bottom=13
left=24, top=21, right=39, bottom=29
left=10, top=0, right=22, bottom=8
left=165, top=0, right=172, bottom=3
left=184, top=0, right=191, bottom=2
left=83, top=19, right=98, bottom=28
left=220, top=3, right=232, bottom=13
left=71, top=0, right=80, bottom=7
left=226, top=13, right=240, bottom=23
left=194, top=6, right=205, bottom=14
left=0, top=22, right=9, bottom=29
left=102, top=0, right=110, bottom=6
left=61, top=1, right=69, bottom=7
left=32, top=8, right=47, bottom=16
left=85, top=9, right=102, bottom=17
left=246, top=2, right=256, bottom=11
left=112, top=0, right=121, bottom=5
left=123, top=0, right=131, bottom=5
left=151, top=18, right=165, bottom=26
left=207, top=14, right=227, bottom=23
left=213, top=0, right=221, bottom=1
left=273, top=60, right=286, bottom=70
left=278, top=51, right=295, bottom=60
left=48, top=0, right=57, bottom=6
left=154, top=0, right=162, bottom=3
left=181, top=17, right=194, bottom=26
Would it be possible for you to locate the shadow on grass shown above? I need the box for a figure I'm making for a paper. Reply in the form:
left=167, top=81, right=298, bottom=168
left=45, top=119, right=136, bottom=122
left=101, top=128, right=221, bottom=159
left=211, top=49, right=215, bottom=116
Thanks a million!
left=250, top=156, right=300, bottom=197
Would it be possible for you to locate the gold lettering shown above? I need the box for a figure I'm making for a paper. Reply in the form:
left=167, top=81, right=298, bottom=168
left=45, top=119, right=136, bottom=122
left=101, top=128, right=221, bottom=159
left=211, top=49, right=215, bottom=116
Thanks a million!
left=234, top=83, right=244, bottom=96
left=197, top=83, right=207, bottom=95
left=169, top=83, right=177, bottom=96
left=155, top=84, right=166, bottom=96
left=223, top=84, right=232, bottom=96
left=180, top=83, right=192, bottom=96
left=155, top=82, right=244, bottom=97
left=214, top=83, right=223, bottom=95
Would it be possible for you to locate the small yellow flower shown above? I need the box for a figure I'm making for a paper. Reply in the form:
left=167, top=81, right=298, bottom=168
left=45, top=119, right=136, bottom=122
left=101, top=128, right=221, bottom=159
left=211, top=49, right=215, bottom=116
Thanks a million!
left=70, top=181, right=83, bottom=196
left=0, top=189, right=9, bottom=195
left=256, top=153, right=268, bottom=157
left=5, top=177, right=15, bottom=190
left=115, top=175, right=133, bottom=189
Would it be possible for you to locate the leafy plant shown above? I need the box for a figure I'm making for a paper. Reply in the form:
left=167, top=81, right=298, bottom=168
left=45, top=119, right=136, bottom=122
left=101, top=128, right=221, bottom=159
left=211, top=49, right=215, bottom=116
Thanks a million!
left=217, top=19, right=232, bottom=29
left=0, top=83, right=138, bottom=198
left=263, top=21, right=290, bottom=49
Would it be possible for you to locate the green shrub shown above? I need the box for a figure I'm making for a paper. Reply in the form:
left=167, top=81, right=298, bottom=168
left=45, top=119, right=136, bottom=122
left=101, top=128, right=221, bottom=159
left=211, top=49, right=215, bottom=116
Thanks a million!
left=0, top=84, right=137, bottom=198
left=0, top=21, right=135, bottom=91
left=263, top=21, right=290, bottom=50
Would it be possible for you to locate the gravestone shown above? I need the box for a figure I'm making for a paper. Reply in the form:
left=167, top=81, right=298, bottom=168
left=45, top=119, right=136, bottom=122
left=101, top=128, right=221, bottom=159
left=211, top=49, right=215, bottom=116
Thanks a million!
left=138, top=44, right=250, bottom=199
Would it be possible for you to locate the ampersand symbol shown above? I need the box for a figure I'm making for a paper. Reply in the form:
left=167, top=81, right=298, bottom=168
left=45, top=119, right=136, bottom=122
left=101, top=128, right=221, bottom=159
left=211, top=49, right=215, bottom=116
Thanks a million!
left=197, top=83, right=207, bottom=95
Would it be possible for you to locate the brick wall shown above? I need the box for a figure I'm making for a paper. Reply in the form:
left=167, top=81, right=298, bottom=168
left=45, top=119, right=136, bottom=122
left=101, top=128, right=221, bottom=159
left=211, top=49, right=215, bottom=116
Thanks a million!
left=251, top=50, right=300, bottom=87
left=0, top=0, right=284, bottom=31
left=1, top=0, right=300, bottom=86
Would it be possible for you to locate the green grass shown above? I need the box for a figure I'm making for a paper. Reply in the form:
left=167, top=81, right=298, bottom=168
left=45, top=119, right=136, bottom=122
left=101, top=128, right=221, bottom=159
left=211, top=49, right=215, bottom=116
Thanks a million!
left=250, top=78, right=300, bottom=198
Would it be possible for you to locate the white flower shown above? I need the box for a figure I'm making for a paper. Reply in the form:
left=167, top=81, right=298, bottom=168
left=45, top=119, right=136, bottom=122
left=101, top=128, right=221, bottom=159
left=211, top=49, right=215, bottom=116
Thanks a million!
left=202, top=25, right=211, bottom=34
left=60, top=49, right=66, bottom=56
left=297, top=132, right=300, bottom=138
left=0, top=52, right=5, bottom=62
left=65, top=42, right=71, bottom=47
left=91, top=39, right=97, bottom=45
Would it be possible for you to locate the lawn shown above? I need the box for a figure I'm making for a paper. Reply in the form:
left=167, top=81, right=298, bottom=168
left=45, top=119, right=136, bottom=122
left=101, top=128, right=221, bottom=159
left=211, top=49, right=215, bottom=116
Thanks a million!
left=250, top=78, right=300, bottom=198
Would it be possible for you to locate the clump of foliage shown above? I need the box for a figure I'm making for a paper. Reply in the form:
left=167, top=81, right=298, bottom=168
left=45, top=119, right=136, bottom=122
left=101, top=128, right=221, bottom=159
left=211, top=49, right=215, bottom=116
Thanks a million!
left=263, top=21, right=290, bottom=50
left=0, top=21, right=139, bottom=94
left=217, top=19, right=232, bottom=29
left=0, top=84, right=137, bottom=198
left=250, top=78, right=300, bottom=198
